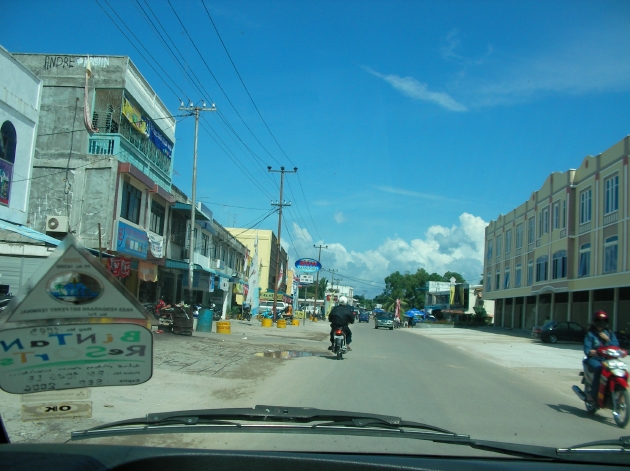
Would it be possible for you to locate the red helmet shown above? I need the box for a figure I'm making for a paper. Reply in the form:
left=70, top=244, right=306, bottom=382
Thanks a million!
left=593, top=310, right=609, bottom=325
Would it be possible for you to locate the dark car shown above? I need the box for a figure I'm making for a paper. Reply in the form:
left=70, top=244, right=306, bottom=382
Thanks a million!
left=539, top=321, right=586, bottom=344
left=358, top=311, right=370, bottom=323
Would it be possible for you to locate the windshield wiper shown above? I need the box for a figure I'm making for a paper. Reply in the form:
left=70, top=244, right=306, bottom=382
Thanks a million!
left=70, top=405, right=629, bottom=464
left=558, top=436, right=630, bottom=454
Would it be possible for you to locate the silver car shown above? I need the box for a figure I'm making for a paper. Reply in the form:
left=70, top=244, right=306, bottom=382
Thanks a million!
left=374, top=312, right=394, bottom=330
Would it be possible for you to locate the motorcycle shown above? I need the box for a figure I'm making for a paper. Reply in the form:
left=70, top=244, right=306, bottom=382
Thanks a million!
left=331, top=327, right=347, bottom=360
left=572, top=345, right=629, bottom=427
left=257, top=309, right=274, bottom=321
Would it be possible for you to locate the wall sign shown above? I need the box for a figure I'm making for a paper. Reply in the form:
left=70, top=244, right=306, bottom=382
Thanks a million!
left=294, top=258, right=321, bottom=273
left=117, top=220, right=149, bottom=259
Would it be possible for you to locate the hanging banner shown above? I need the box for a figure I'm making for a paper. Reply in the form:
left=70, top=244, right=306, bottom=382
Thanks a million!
left=120, top=258, right=131, bottom=279
left=122, top=96, right=148, bottom=136
left=138, top=261, right=158, bottom=282
left=147, top=233, right=164, bottom=258
left=145, top=120, right=173, bottom=159
left=117, top=220, right=148, bottom=259
left=108, top=258, right=121, bottom=277
left=0, top=160, right=13, bottom=206
left=219, top=277, right=229, bottom=291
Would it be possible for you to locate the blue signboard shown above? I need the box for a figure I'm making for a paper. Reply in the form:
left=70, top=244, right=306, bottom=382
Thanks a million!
left=295, top=258, right=322, bottom=273
left=116, top=220, right=149, bottom=259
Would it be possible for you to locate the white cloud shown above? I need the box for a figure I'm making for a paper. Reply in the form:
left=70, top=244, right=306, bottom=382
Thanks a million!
left=365, top=67, right=467, bottom=112
left=376, top=185, right=464, bottom=203
left=334, top=212, right=346, bottom=223
left=286, top=214, right=487, bottom=297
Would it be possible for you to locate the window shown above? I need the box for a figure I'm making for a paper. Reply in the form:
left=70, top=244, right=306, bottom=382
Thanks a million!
left=528, top=217, right=535, bottom=245
left=505, top=230, right=512, bottom=254
left=527, top=260, right=534, bottom=285
left=562, top=200, right=567, bottom=229
left=536, top=255, right=548, bottom=282
left=486, top=240, right=493, bottom=261
left=553, top=202, right=559, bottom=230
left=495, top=269, right=500, bottom=290
left=504, top=266, right=510, bottom=289
left=171, top=212, right=187, bottom=246
left=515, top=263, right=522, bottom=288
left=149, top=200, right=165, bottom=235
left=120, top=181, right=142, bottom=224
left=0, top=121, right=17, bottom=206
left=539, top=206, right=549, bottom=236
left=604, top=236, right=618, bottom=273
left=201, top=233, right=210, bottom=257
left=578, top=243, right=590, bottom=278
left=515, top=223, right=523, bottom=249
left=604, top=174, right=619, bottom=214
left=580, top=188, right=592, bottom=224
left=496, top=236, right=502, bottom=258
left=552, top=250, right=567, bottom=279
left=486, top=269, right=491, bottom=291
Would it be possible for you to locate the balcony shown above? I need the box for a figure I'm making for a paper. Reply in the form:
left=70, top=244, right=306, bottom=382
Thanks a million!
left=88, top=134, right=171, bottom=191
left=603, top=212, right=618, bottom=227
left=578, top=222, right=592, bottom=234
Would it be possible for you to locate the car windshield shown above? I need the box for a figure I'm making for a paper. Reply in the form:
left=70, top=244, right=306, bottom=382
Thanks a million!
left=0, top=0, right=629, bottom=462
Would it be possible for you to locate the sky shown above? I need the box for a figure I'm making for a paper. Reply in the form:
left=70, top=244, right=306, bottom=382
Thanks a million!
left=2, top=0, right=630, bottom=297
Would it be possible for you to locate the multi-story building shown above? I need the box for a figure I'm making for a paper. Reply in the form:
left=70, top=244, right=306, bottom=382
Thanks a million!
left=0, top=46, right=44, bottom=295
left=484, top=136, right=630, bottom=333
left=13, top=53, right=176, bottom=301
left=225, top=228, right=288, bottom=299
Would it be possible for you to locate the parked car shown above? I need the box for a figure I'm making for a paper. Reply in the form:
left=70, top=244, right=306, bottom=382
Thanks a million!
left=374, top=311, right=394, bottom=330
left=539, top=321, right=586, bottom=343
left=531, top=325, right=542, bottom=338
left=358, top=311, right=370, bottom=323
left=0, top=296, right=14, bottom=313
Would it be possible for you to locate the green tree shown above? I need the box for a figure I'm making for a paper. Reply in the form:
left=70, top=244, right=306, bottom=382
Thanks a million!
left=443, top=271, right=465, bottom=283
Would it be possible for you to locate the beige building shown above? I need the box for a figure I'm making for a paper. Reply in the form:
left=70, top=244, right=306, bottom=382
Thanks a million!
left=484, top=135, right=630, bottom=333
left=225, top=228, right=288, bottom=294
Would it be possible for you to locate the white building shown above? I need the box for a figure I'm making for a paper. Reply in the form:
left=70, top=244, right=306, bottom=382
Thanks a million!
left=0, top=45, right=43, bottom=295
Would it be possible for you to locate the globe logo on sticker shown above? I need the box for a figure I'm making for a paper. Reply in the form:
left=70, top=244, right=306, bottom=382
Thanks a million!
left=47, top=272, right=103, bottom=305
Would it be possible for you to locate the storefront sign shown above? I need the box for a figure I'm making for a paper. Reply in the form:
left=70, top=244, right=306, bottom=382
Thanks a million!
left=0, top=323, right=153, bottom=394
left=117, top=220, right=148, bottom=259
left=147, top=233, right=164, bottom=258
left=138, top=261, right=158, bottom=282
left=295, top=258, right=321, bottom=273
left=299, top=274, right=314, bottom=284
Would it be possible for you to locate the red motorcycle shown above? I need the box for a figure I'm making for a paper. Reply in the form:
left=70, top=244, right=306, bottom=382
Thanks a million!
left=572, top=345, right=629, bottom=427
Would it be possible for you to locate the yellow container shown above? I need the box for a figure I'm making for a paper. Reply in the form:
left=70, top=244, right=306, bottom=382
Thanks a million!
left=277, top=319, right=287, bottom=328
left=261, top=318, right=273, bottom=328
left=216, top=321, right=231, bottom=334
left=291, top=319, right=300, bottom=326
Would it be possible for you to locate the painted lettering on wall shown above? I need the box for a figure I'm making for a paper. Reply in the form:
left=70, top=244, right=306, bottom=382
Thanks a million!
left=44, top=56, right=75, bottom=69
left=76, top=57, right=110, bottom=68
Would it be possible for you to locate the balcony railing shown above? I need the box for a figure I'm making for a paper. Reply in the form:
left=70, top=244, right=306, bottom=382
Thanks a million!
left=578, top=222, right=592, bottom=234
left=603, top=212, right=618, bottom=226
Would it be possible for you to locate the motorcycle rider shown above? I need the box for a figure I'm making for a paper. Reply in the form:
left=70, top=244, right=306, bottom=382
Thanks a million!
left=328, top=296, right=354, bottom=351
left=583, top=310, right=619, bottom=404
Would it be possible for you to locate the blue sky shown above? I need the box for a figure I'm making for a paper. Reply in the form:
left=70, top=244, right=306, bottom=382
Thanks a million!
left=3, top=1, right=630, bottom=296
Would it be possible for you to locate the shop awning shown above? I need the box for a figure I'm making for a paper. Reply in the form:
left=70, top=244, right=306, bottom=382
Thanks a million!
left=0, top=219, right=113, bottom=258
left=172, top=202, right=212, bottom=221
left=165, top=258, right=216, bottom=274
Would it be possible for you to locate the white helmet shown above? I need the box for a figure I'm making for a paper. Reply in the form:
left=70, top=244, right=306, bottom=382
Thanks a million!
left=338, top=296, right=348, bottom=305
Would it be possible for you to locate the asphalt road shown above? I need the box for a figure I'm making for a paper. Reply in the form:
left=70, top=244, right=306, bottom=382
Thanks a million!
left=248, top=321, right=625, bottom=450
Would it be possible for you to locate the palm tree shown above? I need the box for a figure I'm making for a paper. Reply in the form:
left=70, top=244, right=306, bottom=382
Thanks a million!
left=382, top=296, right=410, bottom=312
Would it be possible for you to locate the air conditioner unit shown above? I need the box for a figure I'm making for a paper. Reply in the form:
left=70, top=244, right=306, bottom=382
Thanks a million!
left=46, top=216, right=69, bottom=233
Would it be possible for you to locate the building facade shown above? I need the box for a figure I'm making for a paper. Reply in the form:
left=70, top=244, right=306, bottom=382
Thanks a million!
left=484, top=136, right=630, bottom=333
left=0, top=46, right=44, bottom=295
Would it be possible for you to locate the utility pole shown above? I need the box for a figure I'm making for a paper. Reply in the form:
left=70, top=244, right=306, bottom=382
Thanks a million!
left=312, top=244, right=328, bottom=323
left=268, top=166, right=298, bottom=322
left=179, top=101, right=217, bottom=319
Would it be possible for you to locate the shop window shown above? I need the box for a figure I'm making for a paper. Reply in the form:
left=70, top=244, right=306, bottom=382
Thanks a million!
left=604, top=236, right=618, bottom=273
left=0, top=121, right=17, bottom=206
left=504, top=266, right=510, bottom=289
left=527, top=260, right=534, bottom=286
left=495, top=269, right=500, bottom=291
left=515, top=223, right=523, bottom=249
left=578, top=243, right=590, bottom=277
left=201, top=233, right=210, bottom=257
left=496, top=236, right=502, bottom=258
left=486, top=269, right=491, bottom=291
left=149, top=200, right=165, bottom=235
left=120, top=181, right=142, bottom=224
left=552, top=250, right=567, bottom=279
left=486, top=240, right=493, bottom=260
left=528, top=217, right=535, bottom=245
left=505, top=230, right=512, bottom=255
left=553, top=202, right=559, bottom=230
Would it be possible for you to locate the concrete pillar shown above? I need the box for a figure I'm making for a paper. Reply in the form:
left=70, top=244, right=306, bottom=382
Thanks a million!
left=523, top=296, right=527, bottom=330
left=511, top=298, right=515, bottom=328
left=502, top=298, right=506, bottom=327
left=550, top=292, right=555, bottom=321
left=567, top=292, right=572, bottom=322
left=535, top=295, right=540, bottom=327
left=588, top=290, right=593, bottom=319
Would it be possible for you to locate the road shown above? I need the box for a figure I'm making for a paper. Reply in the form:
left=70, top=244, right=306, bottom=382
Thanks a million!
left=2, top=319, right=625, bottom=455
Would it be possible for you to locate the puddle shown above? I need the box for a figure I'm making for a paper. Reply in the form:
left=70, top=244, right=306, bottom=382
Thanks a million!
left=255, top=350, right=324, bottom=359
